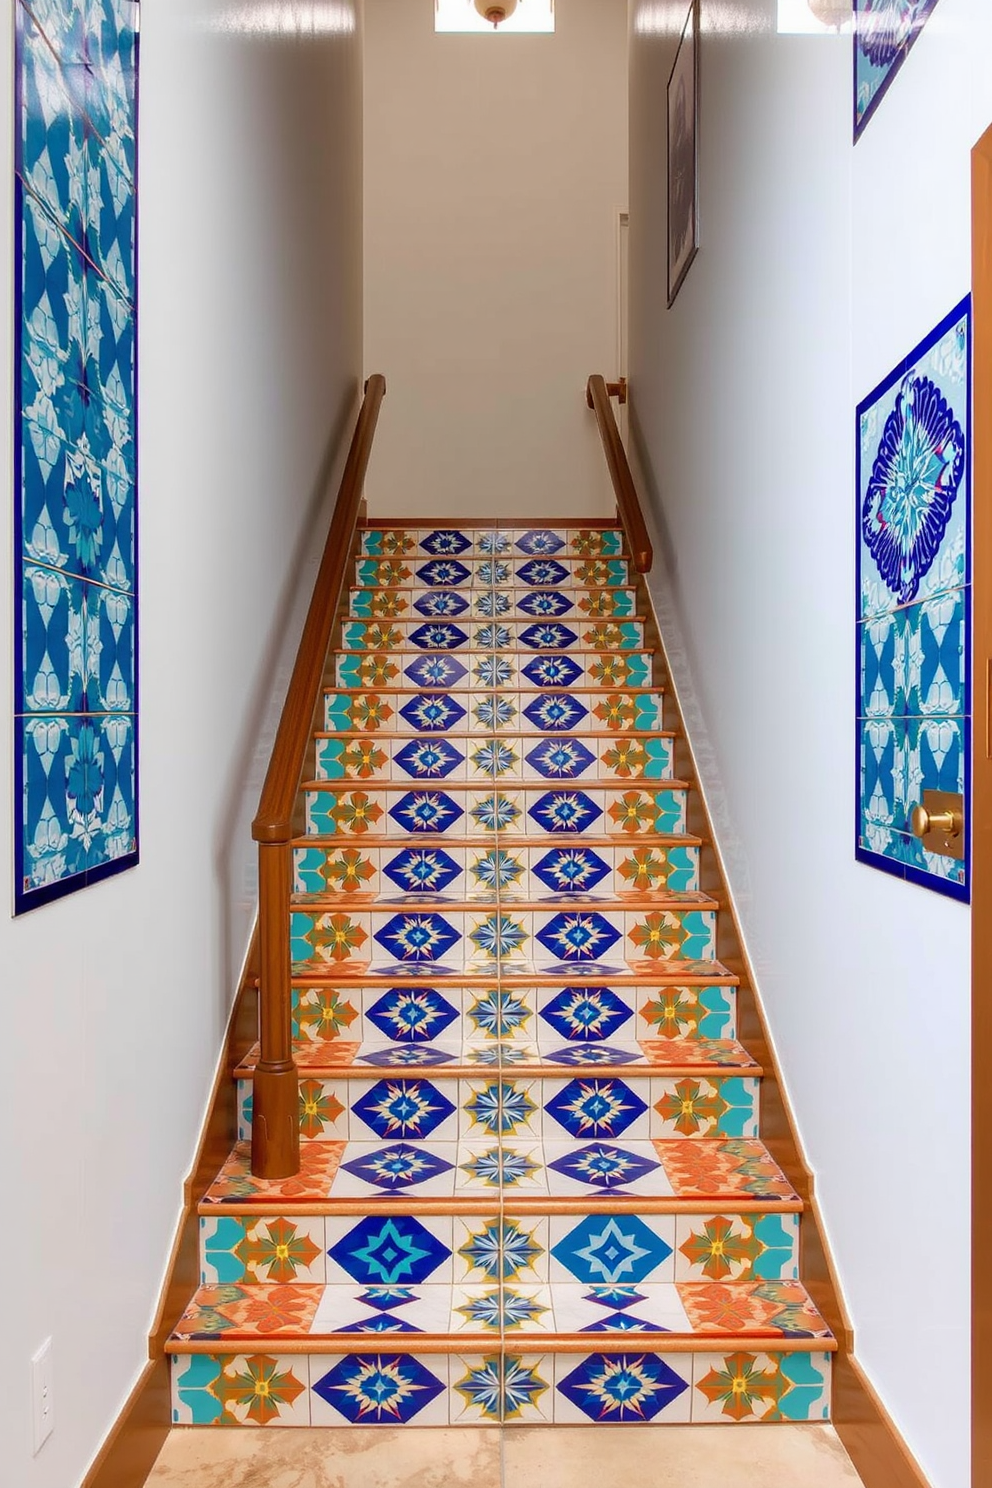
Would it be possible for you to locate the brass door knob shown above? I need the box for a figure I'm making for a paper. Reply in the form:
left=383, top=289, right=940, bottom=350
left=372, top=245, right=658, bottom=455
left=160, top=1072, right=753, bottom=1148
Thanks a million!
left=911, top=804, right=962, bottom=839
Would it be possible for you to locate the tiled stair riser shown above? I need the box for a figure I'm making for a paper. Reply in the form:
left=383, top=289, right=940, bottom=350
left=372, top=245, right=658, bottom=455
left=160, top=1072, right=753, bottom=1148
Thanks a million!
left=234, top=1072, right=762, bottom=1143
left=313, top=736, right=673, bottom=783
left=353, top=559, right=632, bottom=590
left=348, top=589, right=640, bottom=621
left=304, top=788, right=688, bottom=839
left=359, top=528, right=628, bottom=558
left=198, top=1210, right=801, bottom=1288
left=338, top=622, right=647, bottom=653
left=335, top=653, right=656, bottom=690
left=322, top=692, right=666, bottom=735
left=284, top=983, right=739, bottom=1046
left=171, top=1346, right=831, bottom=1427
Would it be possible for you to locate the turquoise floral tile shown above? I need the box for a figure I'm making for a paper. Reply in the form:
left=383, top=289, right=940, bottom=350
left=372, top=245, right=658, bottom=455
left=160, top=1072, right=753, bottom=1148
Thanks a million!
left=674, top=1213, right=800, bottom=1283
left=171, top=1352, right=312, bottom=1426
left=690, top=1351, right=830, bottom=1423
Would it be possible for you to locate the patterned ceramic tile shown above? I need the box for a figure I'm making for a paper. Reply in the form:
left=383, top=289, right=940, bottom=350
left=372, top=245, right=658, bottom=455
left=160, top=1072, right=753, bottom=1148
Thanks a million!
left=674, top=1214, right=800, bottom=1284
left=854, top=0, right=940, bottom=140
left=310, top=1353, right=449, bottom=1425
left=200, top=1216, right=327, bottom=1286
left=171, top=1352, right=311, bottom=1426
left=690, top=1350, right=831, bottom=1422
left=553, top=1351, right=692, bottom=1423
left=450, top=1352, right=554, bottom=1423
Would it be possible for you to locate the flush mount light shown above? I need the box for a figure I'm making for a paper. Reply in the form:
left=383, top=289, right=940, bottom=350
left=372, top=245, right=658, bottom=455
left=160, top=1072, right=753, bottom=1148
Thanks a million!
left=435, top=0, right=553, bottom=33
left=475, top=0, right=518, bottom=23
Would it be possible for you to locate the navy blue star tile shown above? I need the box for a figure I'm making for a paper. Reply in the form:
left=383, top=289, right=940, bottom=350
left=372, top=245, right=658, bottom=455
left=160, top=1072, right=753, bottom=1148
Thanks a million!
left=389, top=791, right=464, bottom=833
left=529, top=791, right=602, bottom=833
left=543, top=1043, right=641, bottom=1066
left=547, top=1143, right=659, bottom=1191
left=519, top=590, right=574, bottom=618
left=580, top=1313, right=669, bottom=1334
left=582, top=1287, right=649, bottom=1310
left=545, top=1078, right=648, bottom=1139
left=518, top=559, right=570, bottom=587
left=537, top=912, right=620, bottom=963
left=367, top=987, right=460, bottom=1042
left=398, top=693, right=467, bottom=732
left=523, top=694, right=589, bottom=732
left=527, top=739, right=596, bottom=781
left=312, top=1353, right=446, bottom=1423
left=556, top=1353, right=688, bottom=1422
left=552, top=1216, right=673, bottom=1286
left=357, top=1288, right=418, bottom=1311
left=337, top=1314, right=422, bottom=1333
left=358, top=1045, right=458, bottom=1067
left=533, top=850, right=608, bottom=897
left=339, top=1143, right=455, bottom=1192
left=516, top=529, right=566, bottom=554
left=382, top=848, right=462, bottom=895
left=519, top=623, right=579, bottom=651
left=413, top=589, right=470, bottom=618
left=352, top=1079, right=456, bottom=1140
left=409, top=623, right=470, bottom=650
left=541, top=987, right=633, bottom=1041
left=416, top=559, right=472, bottom=587
left=404, top=655, right=468, bottom=688
left=394, top=739, right=464, bottom=779
left=522, top=654, right=583, bottom=688
left=373, top=910, right=460, bottom=961
left=422, top=529, right=472, bottom=555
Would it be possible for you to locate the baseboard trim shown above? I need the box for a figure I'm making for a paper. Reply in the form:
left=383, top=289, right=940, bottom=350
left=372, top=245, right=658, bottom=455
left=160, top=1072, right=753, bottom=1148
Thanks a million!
left=80, top=1360, right=170, bottom=1488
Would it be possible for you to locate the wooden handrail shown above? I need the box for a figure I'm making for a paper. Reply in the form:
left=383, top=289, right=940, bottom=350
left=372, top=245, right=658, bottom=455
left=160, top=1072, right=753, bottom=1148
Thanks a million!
left=586, top=374, right=653, bottom=574
left=250, top=373, right=386, bottom=1178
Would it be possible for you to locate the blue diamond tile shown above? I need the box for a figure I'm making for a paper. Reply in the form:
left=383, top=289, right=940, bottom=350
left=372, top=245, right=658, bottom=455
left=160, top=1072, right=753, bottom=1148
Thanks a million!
left=582, top=1287, right=648, bottom=1310
left=519, top=590, right=574, bottom=617
left=352, top=1079, right=456, bottom=1140
left=552, top=1215, right=673, bottom=1285
left=533, top=847, right=610, bottom=894
left=409, top=623, right=469, bottom=650
left=394, top=739, right=465, bottom=779
left=523, top=694, right=589, bottom=732
left=358, top=1288, right=418, bottom=1310
left=312, top=1353, right=446, bottom=1423
left=580, top=1313, right=669, bottom=1334
left=389, top=791, right=464, bottom=833
left=547, top=1143, right=659, bottom=1191
left=366, top=987, right=460, bottom=1042
left=374, top=911, right=460, bottom=962
left=545, top=1078, right=648, bottom=1139
left=537, top=911, right=621, bottom=962
left=359, top=1045, right=457, bottom=1067
left=337, top=1314, right=422, bottom=1333
left=405, top=655, right=468, bottom=688
left=522, top=654, right=583, bottom=687
left=516, top=529, right=566, bottom=555
left=544, top=1043, right=641, bottom=1066
left=382, top=848, right=462, bottom=894
left=556, top=1353, right=688, bottom=1421
left=541, top=987, right=633, bottom=1041
left=413, top=589, right=470, bottom=618
left=529, top=791, right=602, bottom=833
left=329, top=1218, right=451, bottom=1286
left=526, top=739, right=597, bottom=780
left=422, top=529, right=472, bottom=555
left=519, top=623, right=579, bottom=650
left=398, top=694, right=467, bottom=732
left=416, top=559, right=472, bottom=587
left=339, top=1143, right=454, bottom=1192
left=518, top=559, right=570, bottom=586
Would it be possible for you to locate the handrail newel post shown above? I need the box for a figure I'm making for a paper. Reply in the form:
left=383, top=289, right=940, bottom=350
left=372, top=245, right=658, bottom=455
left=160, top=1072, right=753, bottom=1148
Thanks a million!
left=251, top=835, right=300, bottom=1179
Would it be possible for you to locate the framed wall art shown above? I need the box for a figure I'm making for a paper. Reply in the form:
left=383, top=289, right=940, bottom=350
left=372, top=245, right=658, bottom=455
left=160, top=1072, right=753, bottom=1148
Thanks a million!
left=856, top=299, right=971, bottom=901
left=667, top=0, right=699, bottom=306
left=854, top=0, right=941, bottom=140
left=14, top=0, right=139, bottom=913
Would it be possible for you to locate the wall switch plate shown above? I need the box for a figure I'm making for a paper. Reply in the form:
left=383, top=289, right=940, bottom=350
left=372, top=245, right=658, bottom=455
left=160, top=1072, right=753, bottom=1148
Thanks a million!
left=31, top=1338, right=54, bottom=1454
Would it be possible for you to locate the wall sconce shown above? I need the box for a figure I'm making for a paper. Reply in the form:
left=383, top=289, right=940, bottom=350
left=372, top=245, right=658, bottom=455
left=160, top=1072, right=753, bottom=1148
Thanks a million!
left=474, top=0, right=519, bottom=25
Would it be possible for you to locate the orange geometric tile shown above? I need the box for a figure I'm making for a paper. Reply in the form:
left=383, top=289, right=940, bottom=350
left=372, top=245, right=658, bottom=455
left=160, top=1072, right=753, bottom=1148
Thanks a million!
left=677, top=1282, right=832, bottom=1339
left=656, top=1140, right=798, bottom=1200
left=172, top=1284, right=321, bottom=1340
left=637, top=1038, right=757, bottom=1068
left=203, top=1142, right=345, bottom=1205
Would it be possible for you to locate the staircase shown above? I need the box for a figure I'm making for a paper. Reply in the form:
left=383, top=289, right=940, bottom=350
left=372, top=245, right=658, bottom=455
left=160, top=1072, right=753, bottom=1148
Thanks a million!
left=168, top=521, right=835, bottom=1429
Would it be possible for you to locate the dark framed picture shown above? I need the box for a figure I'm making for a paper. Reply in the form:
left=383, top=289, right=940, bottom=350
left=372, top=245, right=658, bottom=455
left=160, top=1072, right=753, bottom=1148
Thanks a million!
left=667, top=0, right=699, bottom=306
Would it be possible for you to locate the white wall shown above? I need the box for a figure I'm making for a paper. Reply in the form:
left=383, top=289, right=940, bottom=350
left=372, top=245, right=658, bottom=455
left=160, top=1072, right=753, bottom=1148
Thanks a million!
left=363, top=0, right=627, bottom=520
left=0, top=3, right=363, bottom=1484
left=629, top=4, right=989, bottom=1486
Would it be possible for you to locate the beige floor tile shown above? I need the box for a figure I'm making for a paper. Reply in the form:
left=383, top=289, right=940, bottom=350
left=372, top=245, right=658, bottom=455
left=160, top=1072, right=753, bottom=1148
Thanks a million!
left=146, top=1424, right=864, bottom=1488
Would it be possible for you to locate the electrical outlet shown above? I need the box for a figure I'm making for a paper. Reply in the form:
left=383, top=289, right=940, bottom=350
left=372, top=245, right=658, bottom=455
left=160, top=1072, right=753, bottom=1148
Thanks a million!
left=31, top=1338, right=54, bottom=1454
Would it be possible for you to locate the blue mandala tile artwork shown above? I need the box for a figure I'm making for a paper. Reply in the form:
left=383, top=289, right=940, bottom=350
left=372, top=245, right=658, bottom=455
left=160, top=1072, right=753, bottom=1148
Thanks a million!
left=389, top=791, right=464, bottom=833
left=526, top=739, right=596, bottom=780
left=533, top=847, right=610, bottom=894
left=312, top=1354, right=446, bottom=1424
left=328, top=1216, right=451, bottom=1285
left=541, top=986, right=633, bottom=1041
left=475, top=695, right=517, bottom=729
left=522, top=653, right=583, bottom=688
left=519, top=590, right=574, bottom=618
left=465, top=1080, right=538, bottom=1136
left=552, top=1216, right=673, bottom=1285
left=405, top=655, right=468, bottom=689
left=537, top=912, right=621, bottom=963
left=416, top=559, right=472, bottom=588
left=545, top=1079, right=648, bottom=1139
left=394, top=739, right=464, bottom=780
left=478, top=531, right=512, bottom=554
left=519, top=624, right=579, bottom=651
left=477, top=561, right=510, bottom=587
left=518, top=559, right=570, bottom=587
left=398, top=693, right=467, bottom=732
left=339, top=1143, right=454, bottom=1192
left=473, top=590, right=512, bottom=619
left=854, top=0, right=941, bottom=140
left=352, top=1079, right=456, bottom=1140
left=471, top=740, right=518, bottom=778
left=373, top=911, right=461, bottom=963
left=454, top=1355, right=551, bottom=1422
left=475, top=623, right=512, bottom=650
left=529, top=791, right=602, bottom=834
left=856, top=301, right=971, bottom=901
left=15, top=0, right=139, bottom=911
left=547, top=1143, right=659, bottom=1191
left=409, top=623, right=470, bottom=651
left=459, top=1216, right=543, bottom=1280
left=557, top=1353, right=689, bottom=1422
left=516, top=528, right=566, bottom=555
left=543, top=1043, right=641, bottom=1066
left=471, top=794, right=521, bottom=832
left=470, top=848, right=525, bottom=894
left=524, top=694, right=589, bottom=732
left=422, top=528, right=472, bottom=555
left=474, top=655, right=514, bottom=687
left=413, top=589, right=469, bottom=618
left=467, top=988, right=531, bottom=1038
left=382, top=847, right=462, bottom=895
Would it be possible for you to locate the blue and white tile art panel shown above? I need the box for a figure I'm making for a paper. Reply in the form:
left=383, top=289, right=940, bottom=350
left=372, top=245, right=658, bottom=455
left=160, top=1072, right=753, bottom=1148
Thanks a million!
left=14, top=0, right=139, bottom=912
left=854, top=0, right=941, bottom=140
left=856, top=299, right=970, bottom=901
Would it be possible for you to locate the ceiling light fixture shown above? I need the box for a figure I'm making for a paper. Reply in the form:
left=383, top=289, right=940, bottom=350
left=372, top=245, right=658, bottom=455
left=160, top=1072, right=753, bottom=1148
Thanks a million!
left=474, top=0, right=518, bottom=27
left=806, top=0, right=849, bottom=26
